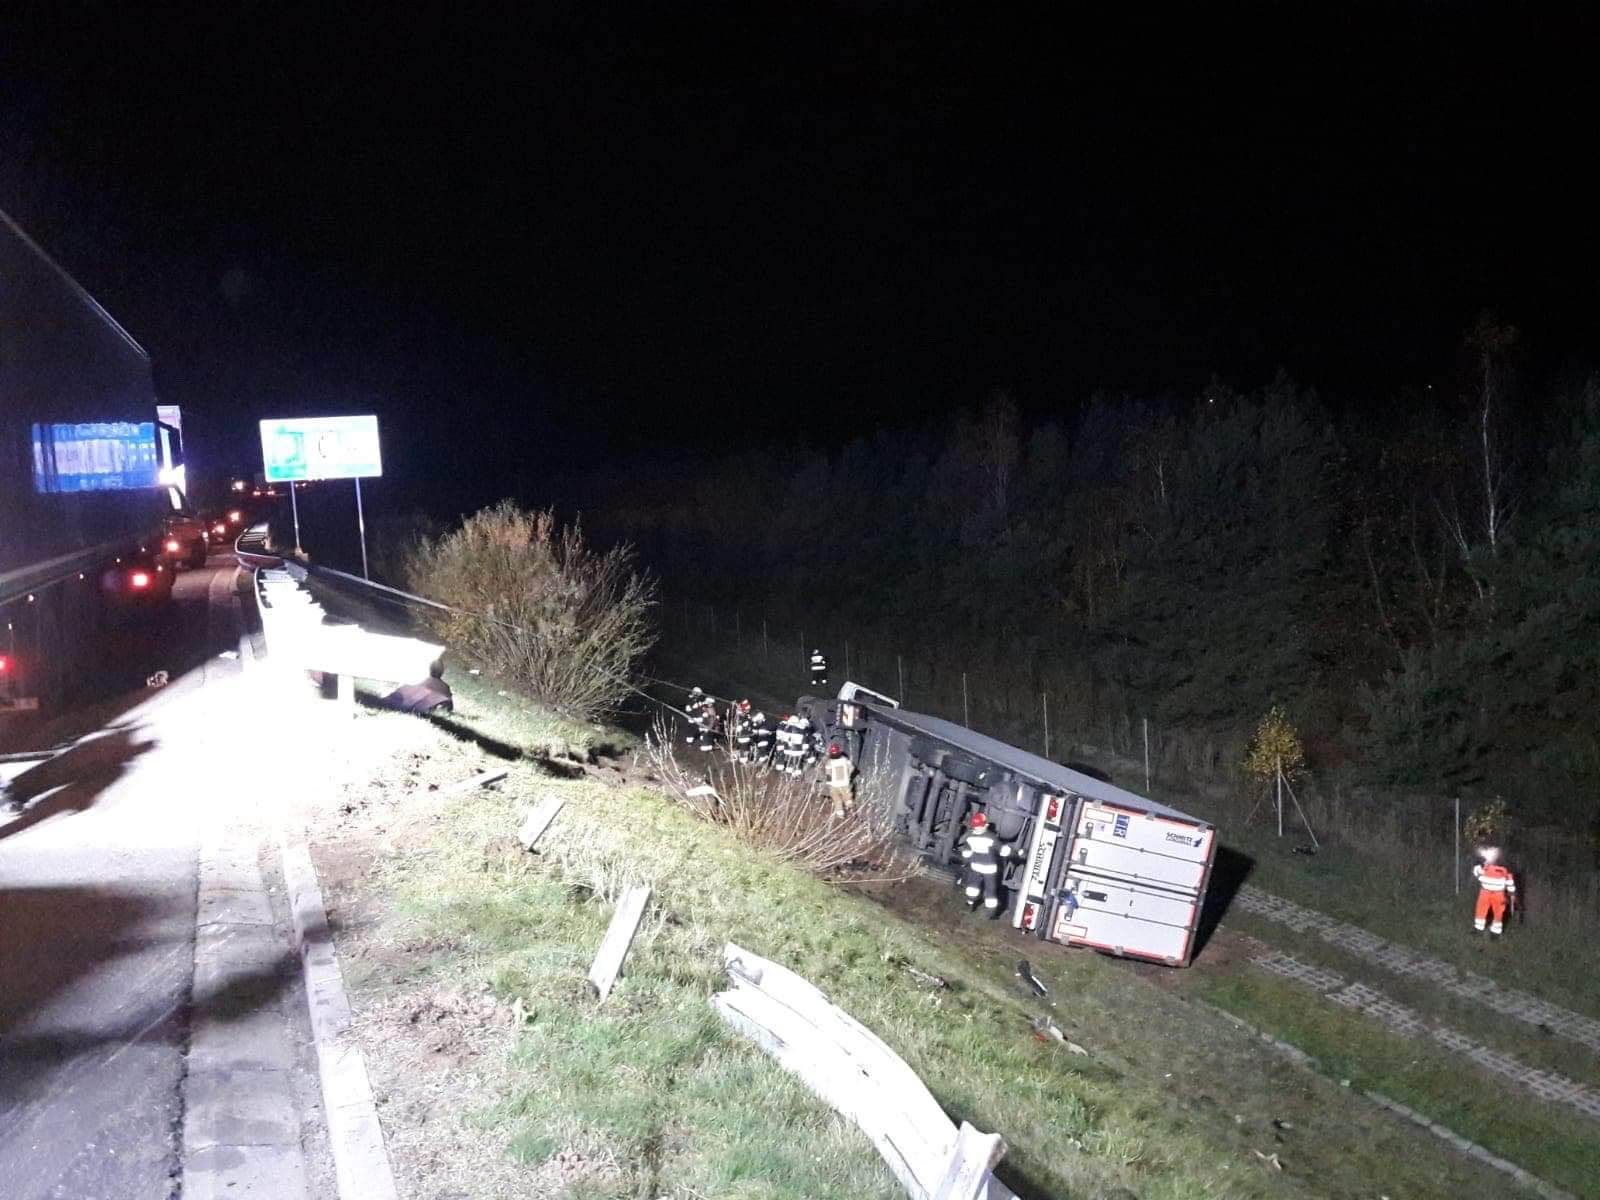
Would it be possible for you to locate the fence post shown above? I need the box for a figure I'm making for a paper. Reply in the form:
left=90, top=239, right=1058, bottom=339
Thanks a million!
left=897, top=654, right=905, bottom=702
left=962, top=672, right=970, bottom=727
left=1454, top=797, right=1461, bottom=895
left=1143, top=717, right=1151, bottom=793
left=1043, top=692, right=1050, bottom=759
left=1276, top=757, right=1284, bottom=838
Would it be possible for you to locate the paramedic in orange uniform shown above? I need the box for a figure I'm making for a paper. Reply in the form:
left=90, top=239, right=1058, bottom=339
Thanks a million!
left=1471, top=845, right=1516, bottom=937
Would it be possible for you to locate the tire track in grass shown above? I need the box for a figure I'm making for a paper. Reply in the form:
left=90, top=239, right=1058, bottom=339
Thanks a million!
left=1247, top=946, right=1600, bottom=1123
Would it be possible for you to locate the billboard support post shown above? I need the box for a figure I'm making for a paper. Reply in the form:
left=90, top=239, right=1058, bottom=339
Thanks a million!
left=289, top=484, right=303, bottom=554
left=354, top=477, right=369, bottom=579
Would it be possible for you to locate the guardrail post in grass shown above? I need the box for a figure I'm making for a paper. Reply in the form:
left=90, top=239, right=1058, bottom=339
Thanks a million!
left=898, top=654, right=904, bottom=702
left=518, top=796, right=566, bottom=851
left=1042, top=692, right=1049, bottom=759
left=587, top=885, right=651, bottom=1003
left=962, top=672, right=969, bottom=727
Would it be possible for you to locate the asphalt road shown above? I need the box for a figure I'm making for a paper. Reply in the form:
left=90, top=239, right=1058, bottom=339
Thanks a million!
left=0, top=556, right=248, bottom=1200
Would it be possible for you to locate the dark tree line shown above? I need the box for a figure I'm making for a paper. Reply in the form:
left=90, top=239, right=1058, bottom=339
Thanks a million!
left=572, top=319, right=1600, bottom=826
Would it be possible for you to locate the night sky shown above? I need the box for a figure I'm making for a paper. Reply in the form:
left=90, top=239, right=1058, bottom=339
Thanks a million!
left=2, top=4, right=1596, bottom=510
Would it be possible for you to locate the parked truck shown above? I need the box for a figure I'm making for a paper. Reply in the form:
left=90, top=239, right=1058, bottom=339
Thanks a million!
left=801, top=685, right=1217, bottom=966
left=1, top=208, right=179, bottom=713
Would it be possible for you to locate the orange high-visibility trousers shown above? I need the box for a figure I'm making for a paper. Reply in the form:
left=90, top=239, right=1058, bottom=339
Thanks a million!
left=1474, top=889, right=1507, bottom=935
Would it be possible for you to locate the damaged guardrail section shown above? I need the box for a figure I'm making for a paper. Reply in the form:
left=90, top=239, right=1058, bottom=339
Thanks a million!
left=251, top=555, right=448, bottom=711
left=712, top=942, right=1014, bottom=1200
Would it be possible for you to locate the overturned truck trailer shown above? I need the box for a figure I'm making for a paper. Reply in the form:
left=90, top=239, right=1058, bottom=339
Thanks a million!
left=807, top=687, right=1217, bottom=967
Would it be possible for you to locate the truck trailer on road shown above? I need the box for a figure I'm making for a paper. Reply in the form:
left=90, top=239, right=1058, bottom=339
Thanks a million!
left=1, top=209, right=179, bottom=713
left=804, top=688, right=1218, bottom=966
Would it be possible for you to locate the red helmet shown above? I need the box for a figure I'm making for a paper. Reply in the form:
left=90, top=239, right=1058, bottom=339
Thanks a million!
left=828, top=744, right=841, bottom=756
left=738, top=698, right=751, bottom=712
left=970, top=812, right=988, bottom=830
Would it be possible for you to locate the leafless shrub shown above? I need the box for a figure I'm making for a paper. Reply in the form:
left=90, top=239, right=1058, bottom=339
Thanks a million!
left=405, top=501, right=656, bottom=720
left=645, top=715, right=913, bottom=884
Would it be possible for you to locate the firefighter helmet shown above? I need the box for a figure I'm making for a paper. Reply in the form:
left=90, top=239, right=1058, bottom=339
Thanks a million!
left=970, top=812, right=989, bottom=830
left=738, top=698, right=751, bottom=712
left=828, top=743, right=842, bottom=756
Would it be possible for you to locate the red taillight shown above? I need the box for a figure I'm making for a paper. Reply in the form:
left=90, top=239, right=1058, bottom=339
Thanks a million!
left=213, top=524, right=226, bottom=536
left=0, top=655, right=9, bottom=673
left=166, top=539, right=181, bottom=552
left=228, top=510, right=243, bottom=523
left=1046, top=796, right=1060, bottom=821
left=130, top=571, right=151, bottom=589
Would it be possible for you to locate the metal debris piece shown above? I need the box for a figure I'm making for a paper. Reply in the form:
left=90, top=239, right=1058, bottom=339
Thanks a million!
left=1015, top=959, right=1048, bottom=997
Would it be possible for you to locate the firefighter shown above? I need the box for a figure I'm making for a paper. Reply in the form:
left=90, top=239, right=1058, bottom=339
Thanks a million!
left=824, top=743, right=854, bottom=817
left=1472, top=845, right=1517, bottom=937
left=732, top=699, right=754, bottom=762
left=776, top=715, right=806, bottom=775
left=686, top=687, right=719, bottom=752
left=751, top=710, right=774, bottom=765
left=684, top=687, right=707, bottom=745
left=810, top=648, right=829, bottom=688
left=795, top=713, right=820, bottom=771
left=959, top=812, right=1018, bottom=916
left=697, top=706, right=720, bottom=753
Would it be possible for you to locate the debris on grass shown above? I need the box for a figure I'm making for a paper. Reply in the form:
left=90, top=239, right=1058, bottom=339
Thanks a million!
left=1016, top=959, right=1049, bottom=997
left=1252, top=1149, right=1285, bottom=1171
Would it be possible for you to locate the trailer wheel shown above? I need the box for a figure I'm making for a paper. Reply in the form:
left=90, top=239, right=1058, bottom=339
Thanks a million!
left=939, top=755, right=987, bottom=786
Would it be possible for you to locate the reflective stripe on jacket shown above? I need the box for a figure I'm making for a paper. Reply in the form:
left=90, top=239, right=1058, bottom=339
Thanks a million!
left=1473, top=863, right=1516, bottom=893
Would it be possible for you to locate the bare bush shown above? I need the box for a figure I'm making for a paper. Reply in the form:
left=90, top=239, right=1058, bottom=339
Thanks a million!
left=404, top=501, right=656, bottom=720
left=645, top=715, right=913, bottom=884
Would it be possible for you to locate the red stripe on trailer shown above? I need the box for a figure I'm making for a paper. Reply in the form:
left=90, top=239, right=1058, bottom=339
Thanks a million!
left=1066, top=933, right=1190, bottom=966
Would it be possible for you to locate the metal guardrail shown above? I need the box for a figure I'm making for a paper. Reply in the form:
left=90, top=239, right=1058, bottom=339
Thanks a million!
left=233, top=524, right=282, bottom=570
left=248, top=546, right=445, bottom=706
